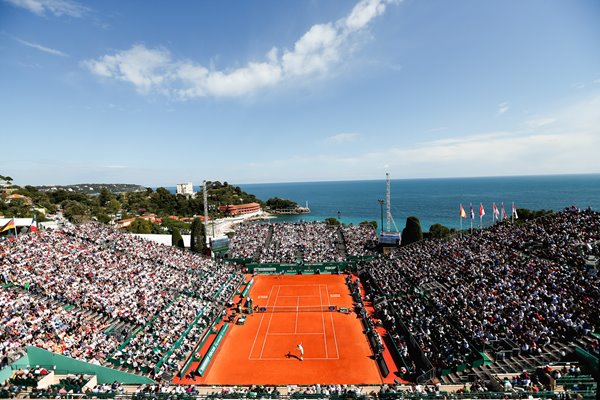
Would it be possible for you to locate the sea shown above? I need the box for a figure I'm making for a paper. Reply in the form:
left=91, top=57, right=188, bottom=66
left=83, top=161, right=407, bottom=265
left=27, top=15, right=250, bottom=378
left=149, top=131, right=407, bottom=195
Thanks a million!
left=168, top=174, right=600, bottom=231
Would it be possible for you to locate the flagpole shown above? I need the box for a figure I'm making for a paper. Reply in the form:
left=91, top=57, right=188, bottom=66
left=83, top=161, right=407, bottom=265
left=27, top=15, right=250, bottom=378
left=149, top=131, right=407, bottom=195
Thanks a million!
left=13, top=217, right=18, bottom=238
left=459, top=204, right=462, bottom=236
left=511, top=202, right=514, bottom=224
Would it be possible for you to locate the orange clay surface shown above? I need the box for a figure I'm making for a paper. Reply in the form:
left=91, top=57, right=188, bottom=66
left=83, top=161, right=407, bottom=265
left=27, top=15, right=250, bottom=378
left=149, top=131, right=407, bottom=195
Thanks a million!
left=176, top=274, right=385, bottom=385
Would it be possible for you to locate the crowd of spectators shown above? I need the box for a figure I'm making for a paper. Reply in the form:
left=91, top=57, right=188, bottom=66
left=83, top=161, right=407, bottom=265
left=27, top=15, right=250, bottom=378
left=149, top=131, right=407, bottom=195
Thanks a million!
left=259, top=222, right=344, bottom=263
left=0, top=222, right=242, bottom=380
left=288, top=384, right=364, bottom=397
left=479, top=208, right=600, bottom=267
left=0, top=289, right=119, bottom=366
left=228, top=224, right=270, bottom=260
left=229, top=222, right=377, bottom=264
left=360, top=210, right=600, bottom=375
left=133, top=383, right=199, bottom=397
left=341, top=225, right=377, bottom=257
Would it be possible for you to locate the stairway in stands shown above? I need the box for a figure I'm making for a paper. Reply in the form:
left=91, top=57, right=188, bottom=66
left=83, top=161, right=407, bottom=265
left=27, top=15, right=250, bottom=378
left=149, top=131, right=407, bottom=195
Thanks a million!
left=336, top=228, right=348, bottom=259
left=440, top=334, right=598, bottom=385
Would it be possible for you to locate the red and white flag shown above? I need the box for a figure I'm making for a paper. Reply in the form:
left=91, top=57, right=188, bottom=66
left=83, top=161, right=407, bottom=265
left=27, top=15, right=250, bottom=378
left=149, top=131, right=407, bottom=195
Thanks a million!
left=501, top=202, right=507, bottom=220
left=30, top=215, right=37, bottom=233
left=492, top=203, right=499, bottom=221
left=512, top=202, right=518, bottom=219
left=479, top=203, right=485, bottom=218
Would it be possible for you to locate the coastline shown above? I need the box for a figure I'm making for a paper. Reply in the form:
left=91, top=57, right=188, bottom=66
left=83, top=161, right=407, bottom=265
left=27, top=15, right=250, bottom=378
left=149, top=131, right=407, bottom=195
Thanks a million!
left=208, top=210, right=275, bottom=237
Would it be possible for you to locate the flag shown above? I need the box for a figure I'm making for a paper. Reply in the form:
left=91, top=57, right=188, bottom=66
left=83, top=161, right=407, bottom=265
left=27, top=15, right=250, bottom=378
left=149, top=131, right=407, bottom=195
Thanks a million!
left=512, top=202, right=518, bottom=219
left=460, top=204, right=467, bottom=219
left=493, top=203, right=499, bottom=221
left=469, top=203, right=475, bottom=220
left=30, top=215, right=37, bottom=233
left=501, top=202, right=507, bottom=220
left=479, top=203, right=485, bottom=218
left=0, top=218, right=15, bottom=233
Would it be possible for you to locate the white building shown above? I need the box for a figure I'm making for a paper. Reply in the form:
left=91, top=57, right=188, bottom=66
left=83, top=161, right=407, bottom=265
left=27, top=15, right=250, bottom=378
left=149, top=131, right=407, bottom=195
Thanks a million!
left=176, top=182, right=194, bottom=197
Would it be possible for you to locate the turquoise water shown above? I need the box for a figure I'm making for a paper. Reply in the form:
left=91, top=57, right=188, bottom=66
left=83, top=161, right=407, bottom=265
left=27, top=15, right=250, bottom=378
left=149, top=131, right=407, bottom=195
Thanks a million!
left=237, top=174, right=600, bottom=231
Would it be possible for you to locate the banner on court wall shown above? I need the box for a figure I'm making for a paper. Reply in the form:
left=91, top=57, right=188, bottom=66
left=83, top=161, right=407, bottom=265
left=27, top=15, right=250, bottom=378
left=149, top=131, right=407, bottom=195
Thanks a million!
left=254, top=267, right=277, bottom=273
left=241, top=279, right=254, bottom=297
left=198, top=323, right=230, bottom=376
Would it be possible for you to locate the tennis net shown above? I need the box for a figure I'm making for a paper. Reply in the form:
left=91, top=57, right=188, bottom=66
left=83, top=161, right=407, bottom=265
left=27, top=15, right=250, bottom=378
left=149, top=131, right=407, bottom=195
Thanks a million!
left=256, top=305, right=337, bottom=313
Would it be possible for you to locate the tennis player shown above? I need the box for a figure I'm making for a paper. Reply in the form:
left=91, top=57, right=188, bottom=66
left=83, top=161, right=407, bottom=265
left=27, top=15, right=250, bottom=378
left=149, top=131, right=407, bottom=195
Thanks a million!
left=297, top=342, right=304, bottom=361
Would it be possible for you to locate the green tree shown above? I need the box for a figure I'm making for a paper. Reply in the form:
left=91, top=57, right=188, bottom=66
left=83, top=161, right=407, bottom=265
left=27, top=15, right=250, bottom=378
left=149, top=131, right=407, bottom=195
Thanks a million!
left=359, top=220, right=378, bottom=230
left=171, top=227, right=185, bottom=248
left=5, top=198, right=31, bottom=217
left=190, top=217, right=206, bottom=253
left=162, top=217, right=191, bottom=234
left=429, top=223, right=451, bottom=239
left=98, top=187, right=114, bottom=207
left=63, top=200, right=90, bottom=223
left=106, top=198, right=122, bottom=215
left=127, top=218, right=153, bottom=234
left=95, top=213, right=112, bottom=224
left=401, top=216, right=423, bottom=246
left=515, top=208, right=553, bottom=221
left=325, top=217, right=341, bottom=226
left=265, top=197, right=297, bottom=210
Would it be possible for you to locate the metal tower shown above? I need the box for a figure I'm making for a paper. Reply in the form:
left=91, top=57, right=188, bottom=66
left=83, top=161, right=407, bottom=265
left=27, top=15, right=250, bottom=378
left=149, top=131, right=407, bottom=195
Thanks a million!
left=384, top=173, right=399, bottom=233
left=379, top=173, right=401, bottom=246
left=386, top=173, right=391, bottom=232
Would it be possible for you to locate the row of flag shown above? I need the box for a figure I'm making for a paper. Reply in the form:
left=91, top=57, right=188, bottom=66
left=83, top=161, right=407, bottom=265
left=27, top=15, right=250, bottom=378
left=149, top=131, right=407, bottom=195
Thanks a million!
left=460, top=202, right=518, bottom=221
left=0, top=215, right=37, bottom=235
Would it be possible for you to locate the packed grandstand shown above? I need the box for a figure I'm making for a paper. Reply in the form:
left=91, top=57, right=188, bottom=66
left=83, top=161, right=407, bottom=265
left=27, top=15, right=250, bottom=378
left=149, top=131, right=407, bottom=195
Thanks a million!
left=0, top=211, right=599, bottom=398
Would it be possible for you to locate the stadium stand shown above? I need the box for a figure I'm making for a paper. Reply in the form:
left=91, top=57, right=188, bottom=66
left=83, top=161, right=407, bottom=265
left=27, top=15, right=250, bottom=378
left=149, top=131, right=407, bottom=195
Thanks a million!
left=0, top=210, right=598, bottom=399
left=359, top=209, right=600, bottom=384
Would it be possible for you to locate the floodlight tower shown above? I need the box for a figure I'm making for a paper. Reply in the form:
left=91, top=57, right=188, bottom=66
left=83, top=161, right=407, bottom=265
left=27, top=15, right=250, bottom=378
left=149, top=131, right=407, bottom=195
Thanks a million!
left=379, top=173, right=400, bottom=247
left=386, top=173, right=391, bottom=232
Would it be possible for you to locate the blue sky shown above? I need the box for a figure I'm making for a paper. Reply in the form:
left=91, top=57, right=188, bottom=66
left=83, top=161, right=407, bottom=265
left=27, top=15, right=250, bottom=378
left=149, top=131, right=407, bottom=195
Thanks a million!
left=1, top=0, right=599, bottom=186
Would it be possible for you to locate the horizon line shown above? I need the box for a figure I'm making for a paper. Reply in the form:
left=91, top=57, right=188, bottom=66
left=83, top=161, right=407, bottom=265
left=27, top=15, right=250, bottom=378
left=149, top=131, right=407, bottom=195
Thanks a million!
left=15, top=171, right=600, bottom=188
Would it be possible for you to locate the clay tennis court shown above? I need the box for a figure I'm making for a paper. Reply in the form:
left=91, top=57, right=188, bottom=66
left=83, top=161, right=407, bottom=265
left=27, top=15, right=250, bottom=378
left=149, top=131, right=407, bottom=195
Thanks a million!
left=178, top=274, right=384, bottom=385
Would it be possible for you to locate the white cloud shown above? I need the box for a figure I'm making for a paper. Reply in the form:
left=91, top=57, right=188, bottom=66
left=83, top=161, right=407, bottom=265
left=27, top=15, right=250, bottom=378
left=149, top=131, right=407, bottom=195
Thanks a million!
left=324, top=133, right=360, bottom=144
left=344, top=0, right=390, bottom=31
left=14, top=37, right=68, bottom=57
left=525, top=116, right=556, bottom=129
left=82, top=45, right=171, bottom=94
left=497, top=102, right=509, bottom=115
left=82, top=0, right=399, bottom=99
left=236, top=95, right=600, bottom=181
left=5, top=0, right=87, bottom=17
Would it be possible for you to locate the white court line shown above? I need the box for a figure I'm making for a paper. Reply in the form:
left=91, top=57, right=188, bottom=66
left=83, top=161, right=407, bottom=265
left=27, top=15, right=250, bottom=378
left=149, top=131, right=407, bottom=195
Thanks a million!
left=319, top=284, right=328, bottom=358
left=277, top=295, right=322, bottom=298
left=249, top=357, right=339, bottom=361
left=325, top=285, right=340, bottom=359
left=294, top=296, right=299, bottom=334
left=273, top=284, right=329, bottom=287
left=267, top=332, right=324, bottom=336
left=248, top=285, right=275, bottom=359
left=259, top=285, right=281, bottom=359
